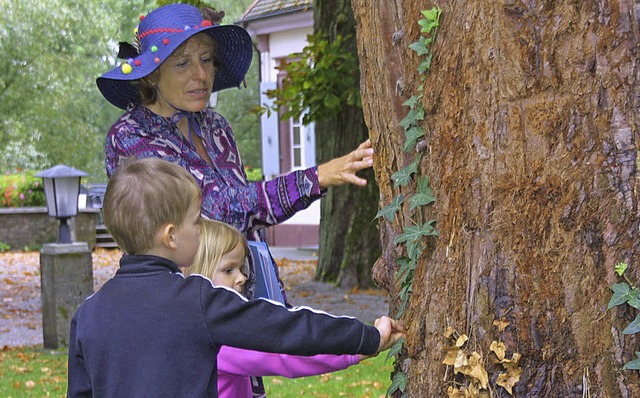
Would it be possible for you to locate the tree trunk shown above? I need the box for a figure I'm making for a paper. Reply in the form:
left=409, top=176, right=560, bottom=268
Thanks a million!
left=353, top=0, right=640, bottom=396
left=314, top=0, right=380, bottom=289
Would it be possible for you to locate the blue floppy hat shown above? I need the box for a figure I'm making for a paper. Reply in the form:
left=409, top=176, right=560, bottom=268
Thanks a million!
left=97, top=3, right=253, bottom=110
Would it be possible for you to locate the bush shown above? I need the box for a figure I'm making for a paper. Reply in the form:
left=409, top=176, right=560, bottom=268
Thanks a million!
left=0, top=171, right=46, bottom=207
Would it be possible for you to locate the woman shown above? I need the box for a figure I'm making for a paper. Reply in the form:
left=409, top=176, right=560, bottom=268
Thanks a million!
left=97, top=3, right=374, bottom=301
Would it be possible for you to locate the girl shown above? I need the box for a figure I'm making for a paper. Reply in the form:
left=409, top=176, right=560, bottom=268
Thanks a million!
left=188, top=219, right=370, bottom=397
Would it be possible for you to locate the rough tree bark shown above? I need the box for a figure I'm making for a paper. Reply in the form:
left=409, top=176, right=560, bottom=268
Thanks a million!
left=314, top=0, right=380, bottom=289
left=352, top=0, right=640, bottom=396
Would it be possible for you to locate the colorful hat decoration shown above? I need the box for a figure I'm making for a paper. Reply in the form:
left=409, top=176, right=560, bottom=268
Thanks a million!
left=97, top=4, right=253, bottom=110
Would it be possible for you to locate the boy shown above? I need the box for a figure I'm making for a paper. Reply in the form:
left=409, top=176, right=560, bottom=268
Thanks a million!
left=67, top=157, right=403, bottom=398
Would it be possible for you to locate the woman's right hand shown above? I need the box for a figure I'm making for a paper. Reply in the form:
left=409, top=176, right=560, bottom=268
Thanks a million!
left=317, top=139, right=374, bottom=188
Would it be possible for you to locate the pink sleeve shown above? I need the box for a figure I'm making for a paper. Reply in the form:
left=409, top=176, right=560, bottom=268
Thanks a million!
left=218, top=346, right=360, bottom=378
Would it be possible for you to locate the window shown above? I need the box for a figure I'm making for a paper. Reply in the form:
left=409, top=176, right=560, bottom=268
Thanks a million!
left=290, top=116, right=305, bottom=170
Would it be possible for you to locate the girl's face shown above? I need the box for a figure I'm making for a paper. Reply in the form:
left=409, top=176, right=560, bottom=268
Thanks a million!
left=153, top=34, right=215, bottom=114
left=213, top=243, right=247, bottom=293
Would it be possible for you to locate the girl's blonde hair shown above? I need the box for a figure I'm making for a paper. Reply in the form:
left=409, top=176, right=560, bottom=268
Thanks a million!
left=188, top=219, right=247, bottom=278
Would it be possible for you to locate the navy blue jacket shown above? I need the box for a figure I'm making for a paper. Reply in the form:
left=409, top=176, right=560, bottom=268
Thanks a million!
left=67, top=255, right=380, bottom=397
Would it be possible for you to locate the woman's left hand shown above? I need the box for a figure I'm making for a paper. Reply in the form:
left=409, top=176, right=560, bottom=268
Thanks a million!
left=317, top=139, right=374, bottom=188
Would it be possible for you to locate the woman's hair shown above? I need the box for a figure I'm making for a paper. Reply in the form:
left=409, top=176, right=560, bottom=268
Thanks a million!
left=134, top=32, right=218, bottom=105
left=188, top=219, right=247, bottom=279
left=102, top=157, right=201, bottom=255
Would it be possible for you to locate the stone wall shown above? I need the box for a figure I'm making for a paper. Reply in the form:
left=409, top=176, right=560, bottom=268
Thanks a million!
left=0, top=207, right=98, bottom=250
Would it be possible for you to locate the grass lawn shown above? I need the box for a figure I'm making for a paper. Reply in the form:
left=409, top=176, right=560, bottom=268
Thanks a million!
left=1, top=346, right=394, bottom=397
left=0, top=346, right=67, bottom=397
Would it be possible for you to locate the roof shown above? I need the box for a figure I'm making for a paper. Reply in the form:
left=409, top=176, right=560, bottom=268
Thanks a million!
left=238, top=0, right=312, bottom=23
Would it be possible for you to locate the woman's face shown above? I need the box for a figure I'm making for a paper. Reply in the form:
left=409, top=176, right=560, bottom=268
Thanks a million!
left=153, top=33, right=215, bottom=114
left=212, top=243, right=247, bottom=293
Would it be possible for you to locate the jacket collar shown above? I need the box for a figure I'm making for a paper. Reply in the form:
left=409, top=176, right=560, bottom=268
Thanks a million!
left=116, top=254, right=181, bottom=275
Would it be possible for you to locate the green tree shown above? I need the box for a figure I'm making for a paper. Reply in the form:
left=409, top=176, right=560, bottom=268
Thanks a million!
left=0, top=0, right=258, bottom=180
left=0, top=0, right=128, bottom=179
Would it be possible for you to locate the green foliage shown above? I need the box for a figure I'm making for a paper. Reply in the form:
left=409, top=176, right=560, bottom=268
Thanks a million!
left=409, top=176, right=436, bottom=210
left=0, top=242, right=11, bottom=252
left=609, top=262, right=640, bottom=370
left=382, top=6, right=441, bottom=397
left=0, top=0, right=259, bottom=181
left=0, top=0, right=136, bottom=181
left=388, top=370, right=408, bottom=397
left=624, top=352, right=640, bottom=371
left=391, top=157, right=421, bottom=188
left=0, top=171, right=46, bottom=208
left=244, top=167, right=263, bottom=182
left=261, top=33, right=361, bottom=125
left=375, top=194, right=404, bottom=222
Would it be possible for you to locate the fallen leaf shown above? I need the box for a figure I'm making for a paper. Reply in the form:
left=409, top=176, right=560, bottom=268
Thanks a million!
left=455, top=334, right=468, bottom=347
left=490, top=340, right=506, bottom=361
left=493, top=319, right=510, bottom=332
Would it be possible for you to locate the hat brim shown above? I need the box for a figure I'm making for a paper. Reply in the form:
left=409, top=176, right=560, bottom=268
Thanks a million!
left=97, top=24, right=253, bottom=110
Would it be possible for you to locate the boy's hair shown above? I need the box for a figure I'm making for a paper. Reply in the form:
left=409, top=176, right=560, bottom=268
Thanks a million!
left=103, top=157, right=202, bottom=254
left=189, top=219, right=247, bottom=279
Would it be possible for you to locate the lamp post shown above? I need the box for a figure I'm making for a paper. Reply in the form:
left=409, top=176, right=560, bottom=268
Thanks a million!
left=35, top=164, right=93, bottom=349
left=35, top=165, right=88, bottom=244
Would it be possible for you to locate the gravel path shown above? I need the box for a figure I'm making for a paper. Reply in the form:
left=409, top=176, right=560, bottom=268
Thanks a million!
left=0, top=248, right=389, bottom=348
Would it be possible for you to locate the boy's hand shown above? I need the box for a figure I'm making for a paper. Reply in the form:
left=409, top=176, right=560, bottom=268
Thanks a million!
left=374, top=316, right=405, bottom=353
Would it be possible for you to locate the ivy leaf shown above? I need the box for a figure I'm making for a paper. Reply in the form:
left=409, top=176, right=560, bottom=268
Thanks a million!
left=623, top=313, right=640, bottom=334
left=417, top=53, right=433, bottom=74
left=402, top=125, right=425, bottom=153
left=628, top=290, right=640, bottom=310
left=408, top=37, right=431, bottom=56
left=396, top=257, right=414, bottom=279
left=399, top=107, right=425, bottom=130
left=608, top=283, right=632, bottom=309
left=387, top=370, right=408, bottom=395
left=623, top=352, right=640, bottom=370
left=419, top=8, right=441, bottom=33
left=615, top=262, right=629, bottom=276
left=375, top=194, right=404, bottom=222
left=402, top=95, right=422, bottom=110
left=409, top=176, right=436, bottom=210
left=386, top=338, right=406, bottom=362
left=392, top=158, right=420, bottom=188
left=406, top=239, right=425, bottom=261
left=394, top=221, right=438, bottom=245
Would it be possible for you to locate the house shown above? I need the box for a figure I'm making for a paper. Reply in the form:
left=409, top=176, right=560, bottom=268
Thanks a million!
left=238, top=0, right=319, bottom=248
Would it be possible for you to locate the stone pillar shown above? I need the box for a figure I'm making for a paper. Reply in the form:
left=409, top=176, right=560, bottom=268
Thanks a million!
left=40, top=242, right=93, bottom=349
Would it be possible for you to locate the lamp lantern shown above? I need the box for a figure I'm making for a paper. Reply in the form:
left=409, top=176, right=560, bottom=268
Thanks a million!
left=35, top=165, right=88, bottom=244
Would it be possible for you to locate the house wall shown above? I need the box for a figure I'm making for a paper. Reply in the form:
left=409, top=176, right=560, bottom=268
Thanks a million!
left=242, top=10, right=319, bottom=247
left=264, top=27, right=313, bottom=82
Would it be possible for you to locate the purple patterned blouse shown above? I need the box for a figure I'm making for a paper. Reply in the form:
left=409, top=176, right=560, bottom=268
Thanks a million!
left=105, top=104, right=323, bottom=236
left=105, top=104, right=323, bottom=300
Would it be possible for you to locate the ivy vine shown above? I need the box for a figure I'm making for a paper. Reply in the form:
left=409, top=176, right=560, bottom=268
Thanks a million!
left=373, top=7, right=442, bottom=397
left=609, top=262, right=640, bottom=370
